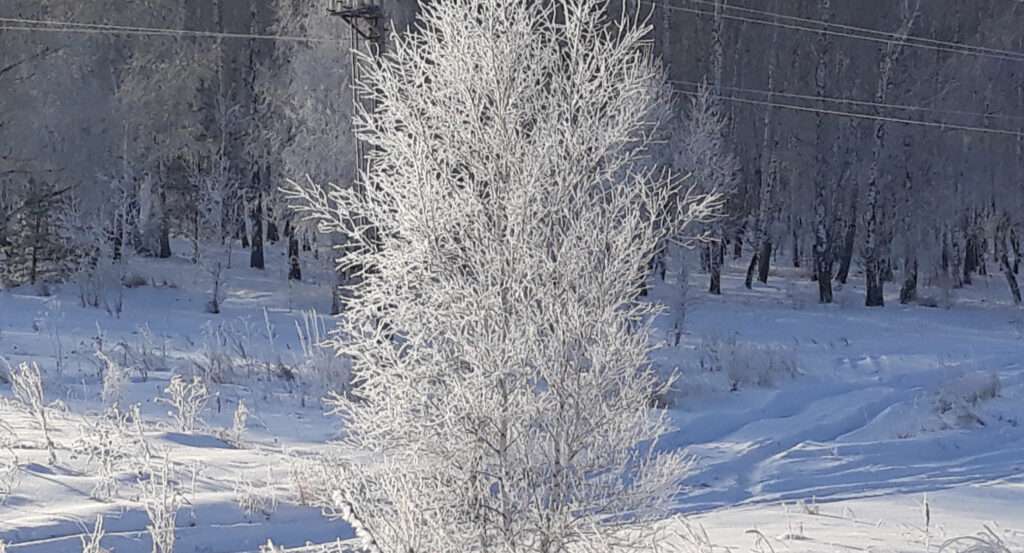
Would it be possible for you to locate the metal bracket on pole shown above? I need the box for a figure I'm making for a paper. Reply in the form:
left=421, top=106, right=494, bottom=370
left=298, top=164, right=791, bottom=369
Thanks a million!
left=327, top=1, right=384, bottom=41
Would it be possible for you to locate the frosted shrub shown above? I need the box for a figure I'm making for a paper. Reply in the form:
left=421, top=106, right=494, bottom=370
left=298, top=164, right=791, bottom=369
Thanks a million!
left=287, top=0, right=721, bottom=548
left=123, top=272, right=149, bottom=289
left=137, top=455, right=184, bottom=553
left=229, top=399, right=249, bottom=444
left=935, top=371, right=1001, bottom=427
left=131, top=323, right=167, bottom=382
left=0, top=417, right=13, bottom=447
left=258, top=541, right=285, bottom=553
left=697, top=336, right=800, bottom=392
left=940, top=526, right=1017, bottom=553
left=293, top=309, right=350, bottom=393
left=194, top=324, right=235, bottom=383
left=71, top=408, right=134, bottom=500
left=194, top=318, right=258, bottom=383
left=9, top=362, right=57, bottom=464
left=96, top=350, right=130, bottom=408
left=287, top=457, right=336, bottom=509
left=0, top=448, right=19, bottom=503
left=74, top=257, right=113, bottom=312
left=233, top=469, right=279, bottom=520
left=59, top=196, right=124, bottom=317
left=159, top=375, right=209, bottom=434
left=80, top=516, right=110, bottom=553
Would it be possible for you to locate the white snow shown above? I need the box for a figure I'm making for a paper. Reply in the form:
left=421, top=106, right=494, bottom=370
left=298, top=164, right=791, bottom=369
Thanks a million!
left=1, top=243, right=1022, bottom=552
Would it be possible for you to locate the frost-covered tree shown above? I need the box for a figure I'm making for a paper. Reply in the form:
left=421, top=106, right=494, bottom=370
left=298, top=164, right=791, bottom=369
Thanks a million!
left=288, top=0, right=721, bottom=551
left=113, top=25, right=215, bottom=259
left=862, top=0, right=922, bottom=307
left=270, top=0, right=357, bottom=302
left=675, top=83, right=740, bottom=295
left=0, top=178, right=75, bottom=288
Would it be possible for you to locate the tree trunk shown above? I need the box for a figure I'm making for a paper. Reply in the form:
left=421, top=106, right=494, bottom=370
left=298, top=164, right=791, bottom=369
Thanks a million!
left=898, top=228, right=917, bottom=303
left=240, top=216, right=250, bottom=249
left=733, top=222, right=745, bottom=259
left=791, top=224, right=801, bottom=269
left=158, top=184, right=171, bottom=259
left=950, top=227, right=965, bottom=289
left=862, top=187, right=884, bottom=296
left=1002, top=253, right=1022, bottom=305
left=137, top=176, right=161, bottom=257
left=863, top=124, right=887, bottom=307
left=900, top=259, right=918, bottom=304
left=862, top=1, right=919, bottom=308
left=835, top=209, right=856, bottom=284
left=744, top=252, right=758, bottom=289
left=192, top=200, right=201, bottom=264
left=1012, top=228, right=1021, bottom=275
left=864, top=237, right=885, bottom=307
left=250, top=187, right=265, bottom=270
left=750, top=1, right=780, bottom=287
left=708, top=234, right=723, bottom=295
left=963, top=230, right=977, bottom=286
left=812, top=0, right=834, bottom=303
left=267, top=213, right=279, bottom=244
left=30, top=208, right=41, bottom=285
left=757, top=238, right=772, bottom=283
left=997, top=218, right=1022, bottom=305
left=112, top=207, right=124, bottom=261
left=286, top=221, right=301, bottom=281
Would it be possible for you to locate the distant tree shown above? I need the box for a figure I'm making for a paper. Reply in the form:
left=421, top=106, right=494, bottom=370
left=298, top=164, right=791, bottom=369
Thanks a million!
left=0, top=178, right=74, bottom=288
left=676, top=83, right=741, bottom=295
left=272, top=0, right=356, bottom=306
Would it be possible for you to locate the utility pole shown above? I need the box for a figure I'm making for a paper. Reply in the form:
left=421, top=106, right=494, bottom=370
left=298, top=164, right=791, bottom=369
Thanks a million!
left=326, top=0, right=386, bottom=314
left=328, top=0, right=385, bottom=179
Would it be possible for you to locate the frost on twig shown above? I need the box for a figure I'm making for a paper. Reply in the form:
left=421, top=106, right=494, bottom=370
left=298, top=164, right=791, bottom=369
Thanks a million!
left=71, top=407, right=135, bottom=500
left=80, top=515, right=110, bottom=553
left=96, top=350, right=130, bottom=408
left=233, top=468, right=279, bottom=521
left=230, top=399, right=249, bottom=444
left=9, top=362, right=57, bottom=465
left=136, top=453, right=185, bottom=553
left=0, top=447, right=20, bottom=504
left=158, top=375, right=209, bottom=434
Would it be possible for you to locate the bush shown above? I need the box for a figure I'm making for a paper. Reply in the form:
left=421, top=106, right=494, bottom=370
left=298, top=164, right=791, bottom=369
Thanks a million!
left=935, top=371, right=1001, bottom=427
left=136, top=454, right=184, bottom=553
left=159, top=375, right=209, bottom=434
left=123, top=272, right=149, bottom=289
left=675, top=335, right=801, bottom=397
left=0, top=448, right=20, bottom=503
left=9, top=361, right=57, bottom=464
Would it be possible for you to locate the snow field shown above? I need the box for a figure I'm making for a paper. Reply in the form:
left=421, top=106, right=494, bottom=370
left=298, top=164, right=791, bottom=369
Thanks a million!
left=0, top=244, right=1022, bottom=552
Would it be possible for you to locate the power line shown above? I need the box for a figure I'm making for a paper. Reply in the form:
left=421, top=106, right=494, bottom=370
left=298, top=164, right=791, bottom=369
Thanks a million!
left=5, top=9, right=1022, bottom=140
left=643, top=0, right=1024, bottom=64
left=673, top=88, right=1024, bottom=138
left=683, top=0, right=1024, bottom=62
left=0, top=16, right=348, bottom=43
left=670, top=79, right=1024, bottom=125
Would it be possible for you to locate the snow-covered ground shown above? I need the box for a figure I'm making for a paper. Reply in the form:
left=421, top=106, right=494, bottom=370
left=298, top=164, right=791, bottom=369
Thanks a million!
left=1, top=243, right=1022, bottom=552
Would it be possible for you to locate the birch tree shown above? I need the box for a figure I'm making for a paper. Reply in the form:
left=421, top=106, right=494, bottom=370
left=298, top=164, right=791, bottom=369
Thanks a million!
left=676, top=84, right=740, bottom=295
left=812, top=0, right=835, bottom=303
left=288, top=0, right=721, bottom=550
left=745, top=1, right=781, bottom=289
left=862, top=0, right=921, bottom=307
